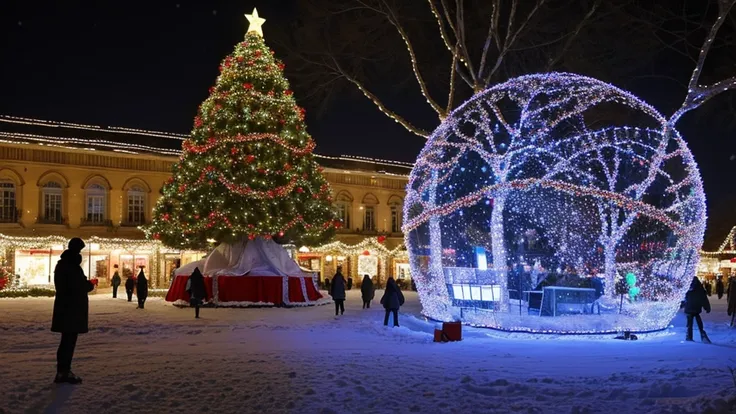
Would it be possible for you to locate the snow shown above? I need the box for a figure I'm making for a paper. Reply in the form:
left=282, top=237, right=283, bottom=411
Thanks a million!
left=1, top=290, right=735, bottom=413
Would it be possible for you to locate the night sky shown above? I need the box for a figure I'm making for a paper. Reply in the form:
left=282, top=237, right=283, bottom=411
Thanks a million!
left=1, top=1, right=735, bottom=246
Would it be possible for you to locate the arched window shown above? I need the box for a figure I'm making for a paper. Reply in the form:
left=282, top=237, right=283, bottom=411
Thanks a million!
left=335, top=191, right=353, bottom=230
left=388, top=195, right=403, bottom=233
left=361, top=193, right=379, bottom=232
left=85, top=184, right=107, bottom=224
left=42, top=181, right=63, bottom=223
left=0, top=180, right=16, bottom=223
left=126, top=186, right=146, bottom=225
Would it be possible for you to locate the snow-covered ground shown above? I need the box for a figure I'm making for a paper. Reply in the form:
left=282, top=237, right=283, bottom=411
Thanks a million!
left=1, top=290, right=734, bottom=414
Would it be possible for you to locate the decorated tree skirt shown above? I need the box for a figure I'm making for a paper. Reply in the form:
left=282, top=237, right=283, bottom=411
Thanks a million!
left=166, top=274, right=324, bottom=307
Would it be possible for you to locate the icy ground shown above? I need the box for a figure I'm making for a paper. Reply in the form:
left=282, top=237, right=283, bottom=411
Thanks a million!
left=1, top=290, right=735, bottom=414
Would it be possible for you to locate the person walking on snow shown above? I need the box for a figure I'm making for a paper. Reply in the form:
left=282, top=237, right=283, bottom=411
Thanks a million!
left=347, top=276, right=353, bottom=290
left=360, top=274, right=374, bottom=309
left=329, top=266, right=346, bottom=316
left=136, top=269, right=148, bottom=309
left=727, top=276, right=736, bottom=327
left=684, top=276, right=711, bottom=343
left=51, top=238, right=95, bottom=384
left=186, top=267, right=208, bottom=319
left=715, top=277, right=724, bottom=300
left=380, top=277, right=405, bottom=327
left=111, top=265, right=121, bottom=299
left=125, top=273, right=135, bottom=302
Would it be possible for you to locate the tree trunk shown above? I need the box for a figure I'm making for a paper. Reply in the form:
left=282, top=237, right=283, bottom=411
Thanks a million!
left=603, top=241, right=617, bottom=297
left=490, top=191, right=509, bottom=311
left=424, top=170, right=452, bottom=319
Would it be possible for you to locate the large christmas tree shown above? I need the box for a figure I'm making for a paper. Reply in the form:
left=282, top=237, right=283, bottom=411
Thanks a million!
left=146, top=9, right=337, bottom=249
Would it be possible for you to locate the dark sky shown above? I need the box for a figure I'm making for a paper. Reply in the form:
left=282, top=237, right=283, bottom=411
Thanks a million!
left=1, top=0, right=735, bottom=246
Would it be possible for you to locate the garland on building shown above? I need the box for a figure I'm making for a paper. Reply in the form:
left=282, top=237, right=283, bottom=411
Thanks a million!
left=146, top=10, right=337, bottom=250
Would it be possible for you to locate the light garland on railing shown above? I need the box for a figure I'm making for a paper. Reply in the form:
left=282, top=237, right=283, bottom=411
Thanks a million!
left=0, top=131, right=181, bottom=156
left=0, top=115, right=189, bottom=139
left=403, top=72, right=707, bottom=334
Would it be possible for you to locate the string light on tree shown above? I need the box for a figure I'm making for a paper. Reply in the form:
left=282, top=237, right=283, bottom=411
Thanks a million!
left=145, top=11, right=337, bottom=250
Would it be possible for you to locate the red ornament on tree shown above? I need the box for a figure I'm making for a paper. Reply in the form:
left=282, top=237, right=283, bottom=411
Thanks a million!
left=243, top=83, right=254, bottom=90
left=296, top=187, right=304, bottom=193
left=230, top=147, right=238, bottom=155
left=153, top=233, right=161, bottom=240
left=377, top=235, right=386, bottom=244
left=284, top=90, right=293, bottom=96
left=237, top=56, right=244, bottom=62
left=245, top=154, right=256, bottom=163
left=278, top=63, right=285, bottom=70
left=255, top=50, right=262, bottom=58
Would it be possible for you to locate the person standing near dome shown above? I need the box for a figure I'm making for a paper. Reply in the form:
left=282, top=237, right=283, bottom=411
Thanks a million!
left=684, top=277, right=711, bottom=343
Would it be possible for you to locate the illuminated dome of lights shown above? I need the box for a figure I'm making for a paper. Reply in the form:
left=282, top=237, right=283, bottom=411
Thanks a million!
left=403, top=73, right=706, bottom=334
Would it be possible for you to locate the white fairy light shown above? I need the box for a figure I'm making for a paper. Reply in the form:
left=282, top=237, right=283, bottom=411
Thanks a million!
left=403, top=72, right=707, bottom=334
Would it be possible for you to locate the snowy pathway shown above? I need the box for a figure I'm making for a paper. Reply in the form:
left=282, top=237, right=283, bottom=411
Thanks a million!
left=1, top=290, right=734, bottom=413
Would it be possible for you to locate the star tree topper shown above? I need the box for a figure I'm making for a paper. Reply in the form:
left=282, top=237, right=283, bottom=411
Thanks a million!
left=245, top=8, right=266, bottom=37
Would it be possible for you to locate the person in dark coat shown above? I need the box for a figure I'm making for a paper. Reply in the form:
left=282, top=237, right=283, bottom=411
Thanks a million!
left=727, top=276, right=736, bottom=327
left=51, top=238, right=94, bottom=384
left=360, top=274, right=375, bottom=309
left=329, top=267, right=346, bottom=316
left=186, top=267, right=208, bottom=319
left=715, top=277, right=724, bottom=300
left=684, top=276, right=711, bottom=342
left=324, top=278, right=331, bottom=291
left=704, top=280, right=712, bottom=296
left=124, top=274, right=135, bottom=302
left=111, top=265, right=121, bottom=299
left=380, top=277, right=405, bottom=327
left=347, top=276, right=353, bottom=290
left=136, top=269, right=148, bottom=309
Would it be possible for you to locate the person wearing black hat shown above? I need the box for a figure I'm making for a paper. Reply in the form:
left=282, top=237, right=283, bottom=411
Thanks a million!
left=136, top=268, right=148, bottom=309
left=51, top=237, right=94, bottom=384
left=111, top=264, right=121, bottom=299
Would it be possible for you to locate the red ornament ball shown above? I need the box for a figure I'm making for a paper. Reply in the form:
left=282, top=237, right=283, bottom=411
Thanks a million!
left=243, top=83, right=254, bottom=90
left=246, top=155, right=256, bottom=163
left=153, top=233, right=160, bottom=240
left=296, top=187, right=304, bottom=193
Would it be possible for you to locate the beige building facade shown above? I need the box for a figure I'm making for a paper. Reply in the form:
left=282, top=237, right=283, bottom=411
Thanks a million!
left=0, top=117, right=411, bottom=289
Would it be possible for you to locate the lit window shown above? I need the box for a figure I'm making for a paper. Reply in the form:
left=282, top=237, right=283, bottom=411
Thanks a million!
left=85, top=184, right=106, bottom=223
left=42, top=181, right=63, bottom=223
left=0, top=181, right=16, bottom=223
left=127, top=186, right=146, bottom=225
left=363, top=206, right=375, bottom=231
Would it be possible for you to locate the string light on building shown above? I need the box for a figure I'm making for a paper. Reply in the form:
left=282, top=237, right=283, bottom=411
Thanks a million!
left=403, top=72, right=706, bottom=334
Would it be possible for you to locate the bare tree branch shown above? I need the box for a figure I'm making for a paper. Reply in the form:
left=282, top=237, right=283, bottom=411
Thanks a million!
left=546, top=0, right=601, bottom=71
left=381, top=0, right=445, bottom=117
left=671, top=0, right=736, bottom=123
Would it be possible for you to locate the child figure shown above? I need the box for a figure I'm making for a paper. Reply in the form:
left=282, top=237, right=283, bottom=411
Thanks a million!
left=684, top=276, right=711, bottom=343
left=186, top=267, right=208, bottom=319
left=380, top=277, right=405, bottom=327
left=360, top=274, right=374, bottom=309
left=125, top=274, right=135, bottom=302
left=136, top=269, right=148, bottom=309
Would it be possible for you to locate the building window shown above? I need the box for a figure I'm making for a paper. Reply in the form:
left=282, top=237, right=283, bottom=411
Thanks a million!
left=42, top=181, right=63, bottom=223
left=336, top=202, right=350, bottom=229
left=85, top=184, right=106, bottom=223
left=0, top=181, right=16, bottom=223
left=127, top=186, right=146, bottom=225
left=363, top=206, right=375, bottom=231
left=391, top=205, right=401, bottom=233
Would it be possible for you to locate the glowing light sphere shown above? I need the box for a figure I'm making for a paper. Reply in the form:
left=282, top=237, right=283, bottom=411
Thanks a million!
left=403, top=73, right=706, bottom=334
